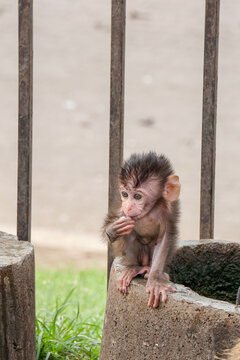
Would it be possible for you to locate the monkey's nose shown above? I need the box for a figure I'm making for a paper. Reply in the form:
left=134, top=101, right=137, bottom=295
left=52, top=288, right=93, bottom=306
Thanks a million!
left=126, top=207, right=134, bottom=216
left=126, top=209, right=138, bottom=218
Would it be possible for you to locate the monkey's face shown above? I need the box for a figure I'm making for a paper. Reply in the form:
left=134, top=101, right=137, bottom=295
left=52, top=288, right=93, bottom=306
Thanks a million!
left=119, top=178, right=161, bottom=220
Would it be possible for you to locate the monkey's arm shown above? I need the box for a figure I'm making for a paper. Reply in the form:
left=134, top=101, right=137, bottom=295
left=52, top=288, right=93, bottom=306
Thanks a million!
left=146, top=233, right=175, bottom=308
left=104, top=216, right=135, bottom=242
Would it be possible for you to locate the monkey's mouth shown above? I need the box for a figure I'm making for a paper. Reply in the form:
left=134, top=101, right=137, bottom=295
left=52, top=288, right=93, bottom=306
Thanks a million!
left=129, top=214, right=142, bottom=221
left=123, top=212, right=141, bottom=220
left=130, top=216, right=138, bottom=221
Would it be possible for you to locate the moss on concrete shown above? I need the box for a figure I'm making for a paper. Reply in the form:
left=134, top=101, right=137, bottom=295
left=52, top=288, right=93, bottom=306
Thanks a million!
left=170, top=241, right=240, bottom=304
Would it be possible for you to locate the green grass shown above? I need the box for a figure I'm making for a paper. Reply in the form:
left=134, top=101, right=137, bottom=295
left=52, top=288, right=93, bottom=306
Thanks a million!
left=36, top=268, right=107, bottom=359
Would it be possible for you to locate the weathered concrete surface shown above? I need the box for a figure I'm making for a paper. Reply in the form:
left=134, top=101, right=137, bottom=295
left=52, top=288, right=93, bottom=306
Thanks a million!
left=100, top=241, right=240, bottom=360
left=0, top=232, right=35, bottom=360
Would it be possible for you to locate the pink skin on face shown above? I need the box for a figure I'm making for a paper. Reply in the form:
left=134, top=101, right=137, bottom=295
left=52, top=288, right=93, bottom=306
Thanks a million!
left=120, top=177, right=160, bottom=220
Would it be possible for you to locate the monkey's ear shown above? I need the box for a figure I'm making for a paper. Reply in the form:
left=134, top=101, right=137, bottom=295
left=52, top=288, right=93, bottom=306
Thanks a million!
left=163, top=175, right=181, bottom=202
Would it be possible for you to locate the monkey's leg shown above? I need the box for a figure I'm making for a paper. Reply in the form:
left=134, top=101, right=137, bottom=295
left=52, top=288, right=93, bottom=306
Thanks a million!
left=146, top=233, right=176, bottom=308
left=117, top=266, right=151, bottom=294
left=117, top=236, right=151, bottom=293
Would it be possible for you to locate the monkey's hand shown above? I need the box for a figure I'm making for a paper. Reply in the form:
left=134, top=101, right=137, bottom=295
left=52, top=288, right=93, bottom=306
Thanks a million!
left=106, top=216, right=135, bottom=241
left=146, top=275, right=176, bottom=308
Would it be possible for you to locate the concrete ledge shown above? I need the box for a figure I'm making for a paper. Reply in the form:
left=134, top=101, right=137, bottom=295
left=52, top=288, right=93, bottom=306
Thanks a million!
left=0, top=231, right=35, bottom=360
left=100, top=240, right=240, bottom=360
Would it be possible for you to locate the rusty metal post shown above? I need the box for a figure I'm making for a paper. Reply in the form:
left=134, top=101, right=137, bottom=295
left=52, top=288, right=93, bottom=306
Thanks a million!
left=17, top=0, right=33, bottom=242
left=200, top=0, right=220, bottom=239
left=108, top=0, right=126, bottom=282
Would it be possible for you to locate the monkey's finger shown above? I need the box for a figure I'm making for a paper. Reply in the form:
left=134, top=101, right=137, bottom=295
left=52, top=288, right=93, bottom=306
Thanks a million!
left=126, top=216, right=135, bottom=222
left=115, top=224, right=134, bottom=234
left=115, top=220, right=135, bottom=229
left=117, top=278, right=125, bottom=293
left=119, top=274, right=127, bottom=288
left=117, top=281, right=122, bottom=292
left=115, top=224, right=135, bottom=233
left=147, top=289, right=155, bottom=307
left=119, top=271, right=134, bottom=293
left=119, top=285, right=127, bottom=294
left=122, top=278, right=129, bottom=294
left=161, top=289, right=167, bottom=303
left=126, top=271, right=137, bottom=286
left=122, top=271, right=131, bottom=282
left=115, top=226, right=135, bottom=235
left=117, top=229, right=135, bottom=236
left=116, top=216, right=128, bottom=223
left=123, top=272, right=132, bottom=293
left=153, top=293, right=160, bottom=308
left=115, top=217, right=135, bottom=226
left=165, top=284, right=176, bottom=293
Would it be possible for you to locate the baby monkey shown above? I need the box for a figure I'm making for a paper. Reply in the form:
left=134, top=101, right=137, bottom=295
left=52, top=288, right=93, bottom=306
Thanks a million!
left=104, top=152, right=180, bottom=308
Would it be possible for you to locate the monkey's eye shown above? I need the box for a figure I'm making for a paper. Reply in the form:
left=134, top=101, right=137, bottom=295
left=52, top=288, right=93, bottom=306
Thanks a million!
left=121, top=191, right=128, bottom=198
left=134, top=193, right=142, bottom=200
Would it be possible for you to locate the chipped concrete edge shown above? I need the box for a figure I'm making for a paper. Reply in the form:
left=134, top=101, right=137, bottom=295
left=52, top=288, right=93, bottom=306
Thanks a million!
left=130, top=277, right=240, bottom=315
left=0, top=231, right=34, bottom=268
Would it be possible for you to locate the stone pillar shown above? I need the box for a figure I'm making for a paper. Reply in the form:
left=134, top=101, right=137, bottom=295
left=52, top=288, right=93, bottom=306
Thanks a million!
left=100, top=241, right=240, bottom=360
left=0, top=232, right=35, bottom=360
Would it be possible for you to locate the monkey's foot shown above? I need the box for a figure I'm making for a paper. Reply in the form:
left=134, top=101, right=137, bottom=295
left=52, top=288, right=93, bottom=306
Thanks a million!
left=117, top=266, right=150, bottom=294
left=146, top=279, right=176, bottom=308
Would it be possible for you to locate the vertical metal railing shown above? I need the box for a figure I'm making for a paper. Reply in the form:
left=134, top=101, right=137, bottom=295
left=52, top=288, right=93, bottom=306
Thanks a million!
left=17, top=0, right=33, bottom=242
left=107, top=0, right=220, bottom=278
left=200, top=0, right=220, bottom=239
left=108, top=0, right=126, bottom=281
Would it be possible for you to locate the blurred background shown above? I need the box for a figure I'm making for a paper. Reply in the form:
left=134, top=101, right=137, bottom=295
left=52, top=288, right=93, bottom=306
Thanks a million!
left=0, top=0, right=240, bottom=268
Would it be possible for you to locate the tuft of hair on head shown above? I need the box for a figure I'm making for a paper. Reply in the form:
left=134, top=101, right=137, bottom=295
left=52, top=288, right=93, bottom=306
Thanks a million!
left=120, top=151, right=174, bottom=188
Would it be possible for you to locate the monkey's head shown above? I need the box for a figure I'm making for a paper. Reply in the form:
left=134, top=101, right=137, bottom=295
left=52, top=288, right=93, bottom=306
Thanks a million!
left=119, top=152, right=180, bottom=219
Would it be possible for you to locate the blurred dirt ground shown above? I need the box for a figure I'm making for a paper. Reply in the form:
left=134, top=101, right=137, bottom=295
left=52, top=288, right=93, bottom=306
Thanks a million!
left=0, top=0, right=239, bottom=268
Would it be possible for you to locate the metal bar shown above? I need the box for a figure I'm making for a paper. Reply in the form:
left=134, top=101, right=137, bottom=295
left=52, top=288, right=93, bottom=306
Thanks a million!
left=17, top=0, right=33, bottom=242
left=200, top=0, right=220, bottom=239
left=108, top=0, right=126, bottom=282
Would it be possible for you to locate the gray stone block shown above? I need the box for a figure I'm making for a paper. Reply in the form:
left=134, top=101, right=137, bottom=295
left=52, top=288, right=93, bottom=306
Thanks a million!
left=0, top=232, right=35, bottom=360
left=100, top=240, right=240, bottom=360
